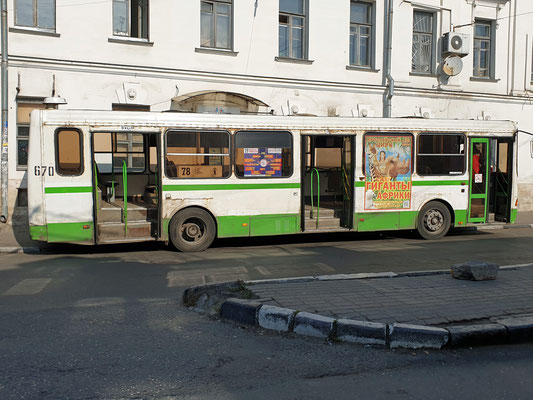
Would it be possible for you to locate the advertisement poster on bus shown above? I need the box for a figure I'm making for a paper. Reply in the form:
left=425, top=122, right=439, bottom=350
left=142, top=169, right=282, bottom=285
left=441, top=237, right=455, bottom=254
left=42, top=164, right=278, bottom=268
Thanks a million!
left=244, top=148, right=282, bottom=177
left=364, top=135, right=412, bottom=210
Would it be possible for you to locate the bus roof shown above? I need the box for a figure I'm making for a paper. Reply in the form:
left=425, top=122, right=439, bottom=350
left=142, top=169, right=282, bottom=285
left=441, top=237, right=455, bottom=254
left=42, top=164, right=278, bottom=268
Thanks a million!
left=36, top=110, right=518, bottom=135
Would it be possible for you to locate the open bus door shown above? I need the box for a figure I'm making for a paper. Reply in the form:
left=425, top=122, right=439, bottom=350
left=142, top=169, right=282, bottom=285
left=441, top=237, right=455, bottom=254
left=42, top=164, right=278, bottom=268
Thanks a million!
left=468, top=138, right=489, bottom=223
left=91, top=131, right=161, bottom=243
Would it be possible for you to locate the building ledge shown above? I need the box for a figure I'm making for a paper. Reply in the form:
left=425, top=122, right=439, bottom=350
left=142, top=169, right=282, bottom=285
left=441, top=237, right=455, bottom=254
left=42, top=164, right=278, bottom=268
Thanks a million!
left=9, top=27, right=59, bottom=38
left=195, top=47, right=238, bottom=56
left=108, top=37, right=154, bottom=47
left=409, top=72, right=439, bottom=78
left=275, top=57, right=314, bottom=65
left=470, top=77, right=501, bottom=83
left=346, top=65, right=380, bottom=73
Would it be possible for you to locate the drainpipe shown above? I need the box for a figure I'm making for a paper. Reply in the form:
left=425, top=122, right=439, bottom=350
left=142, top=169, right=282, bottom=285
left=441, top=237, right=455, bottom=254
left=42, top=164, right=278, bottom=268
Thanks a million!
left=0, top=0, right=8, bottom=224
left=383, top=0, right=394, bottom=118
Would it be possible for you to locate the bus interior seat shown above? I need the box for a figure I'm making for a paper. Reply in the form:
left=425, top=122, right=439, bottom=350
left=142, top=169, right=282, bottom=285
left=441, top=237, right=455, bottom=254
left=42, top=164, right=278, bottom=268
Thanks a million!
left=94, top=163, right=119, bottom=202
left=165, top=158, right=177, bottom=178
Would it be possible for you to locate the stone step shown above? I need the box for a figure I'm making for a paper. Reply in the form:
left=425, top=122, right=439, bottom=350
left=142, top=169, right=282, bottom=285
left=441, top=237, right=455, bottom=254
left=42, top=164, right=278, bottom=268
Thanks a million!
left=97, top=221, right=153, bottom=241
left=304, top=206, right=341, bottom=219
left=98, top=207, right=157, bottom=223
left=304, top=217, right=342, bottom=230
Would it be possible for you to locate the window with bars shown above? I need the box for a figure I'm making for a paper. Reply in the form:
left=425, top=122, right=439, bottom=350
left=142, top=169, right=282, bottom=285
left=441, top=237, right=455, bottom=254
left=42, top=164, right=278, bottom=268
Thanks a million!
left=113, top=0, right=149, bottom=39
left=349, top=1, right=373, bottom=68
left=412, top=11, right=434, bottom=74
left=15, top=0, right=55, bottom=30
left=473, top=20, right=493, bottom=78
left=279, top=0, right=306, bottom=59
left=201, top=0, right=232, bottom=49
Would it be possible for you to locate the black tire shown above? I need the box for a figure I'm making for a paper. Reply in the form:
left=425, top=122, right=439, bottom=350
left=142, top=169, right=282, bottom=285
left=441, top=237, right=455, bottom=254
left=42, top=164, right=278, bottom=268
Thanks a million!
left=417, top=201, right=451, bottom=240
left=169, top=208, right=216, bottom=252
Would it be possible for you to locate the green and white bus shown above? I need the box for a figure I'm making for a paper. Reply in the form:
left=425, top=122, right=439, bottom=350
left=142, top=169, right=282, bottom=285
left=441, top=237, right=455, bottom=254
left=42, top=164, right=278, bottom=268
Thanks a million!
left=27, top=110, right=518, bottom=251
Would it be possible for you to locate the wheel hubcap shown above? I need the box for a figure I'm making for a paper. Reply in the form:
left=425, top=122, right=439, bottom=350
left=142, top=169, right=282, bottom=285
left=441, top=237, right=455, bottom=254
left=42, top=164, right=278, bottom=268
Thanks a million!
left=424, top=209, right=444, bottom=232
left=180, top=218, right=205, bottom=242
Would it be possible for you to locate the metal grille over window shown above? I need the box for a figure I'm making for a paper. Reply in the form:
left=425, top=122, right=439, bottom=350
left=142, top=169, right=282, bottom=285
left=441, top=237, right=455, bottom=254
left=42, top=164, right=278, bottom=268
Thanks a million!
left=165, top=131, right=230, bottom=179
left=279, top=0, right=305, bottom=59
left=16, top=102, right=47, bottom=169
left=473, top=21, right=492, bottom=78
left=56, top=129, right=83, bottom=176
left=201, top=0, right=232, bottom=49
left=234, top=131, right=292, bottom=178
left=350, top=1, right=372, bottom=68
left=412, top=11, right=433, bottom=73
left=15, top=0, right=56, bottom=30
left=113, top=0, right=149, bottom=39
left=417, top=134, right=465, bottom=175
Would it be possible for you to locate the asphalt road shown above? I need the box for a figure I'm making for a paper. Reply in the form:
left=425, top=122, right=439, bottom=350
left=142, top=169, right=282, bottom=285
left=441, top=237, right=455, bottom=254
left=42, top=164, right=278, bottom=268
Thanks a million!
left=1, top=227, right=533, bottom=399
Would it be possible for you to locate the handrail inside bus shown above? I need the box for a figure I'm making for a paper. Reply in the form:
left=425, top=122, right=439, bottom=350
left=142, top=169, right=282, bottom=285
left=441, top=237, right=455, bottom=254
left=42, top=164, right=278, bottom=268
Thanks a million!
left=310, top=167, right=320, bottom=229
left=123, top=161, right=128, bottom=235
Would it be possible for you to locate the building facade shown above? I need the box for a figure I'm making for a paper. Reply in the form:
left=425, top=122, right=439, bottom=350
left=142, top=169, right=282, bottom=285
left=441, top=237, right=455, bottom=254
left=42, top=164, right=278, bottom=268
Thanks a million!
left=3, top=0, right=533, bottom=227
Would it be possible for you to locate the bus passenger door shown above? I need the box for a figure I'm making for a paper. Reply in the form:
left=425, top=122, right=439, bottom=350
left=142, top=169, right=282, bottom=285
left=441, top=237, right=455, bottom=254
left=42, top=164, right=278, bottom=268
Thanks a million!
left=468, top=138, right=489, bottom=223
left=341, top=136, right=355, bottom=228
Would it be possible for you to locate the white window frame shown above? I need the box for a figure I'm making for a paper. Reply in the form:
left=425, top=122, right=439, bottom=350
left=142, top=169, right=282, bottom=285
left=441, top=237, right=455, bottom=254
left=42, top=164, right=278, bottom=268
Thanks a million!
left=200, top=0, right=233, bottom=50
left=411, top=10, right=436, bottom=74
left=14, top=0, right=56, bottom=31
left=473, top=19, right=495, bottom=79
left=349, top=1, right=374, bottom=69
left=278, top=0, right=308, bottom=60
left=113, top=0, right=149, bottom=40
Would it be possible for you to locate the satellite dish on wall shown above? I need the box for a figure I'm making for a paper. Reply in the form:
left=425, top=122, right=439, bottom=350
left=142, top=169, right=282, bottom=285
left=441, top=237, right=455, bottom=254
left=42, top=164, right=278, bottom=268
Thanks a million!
left=442, top=55, right=463, bottom=76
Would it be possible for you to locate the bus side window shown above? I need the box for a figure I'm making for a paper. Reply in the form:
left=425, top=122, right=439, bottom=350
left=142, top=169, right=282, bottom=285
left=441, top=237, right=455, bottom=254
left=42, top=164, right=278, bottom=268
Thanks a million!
left=417, top=133, right=465, bottom=176
left=56, top=128, right=83, bottom=176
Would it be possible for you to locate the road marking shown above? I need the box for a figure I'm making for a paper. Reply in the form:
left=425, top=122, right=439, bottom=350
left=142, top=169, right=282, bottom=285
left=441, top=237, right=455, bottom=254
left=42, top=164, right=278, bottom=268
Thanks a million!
left=3, top=278, right=52, bottom=295
left=314, top=262, right=335, bottom=272
left=254, top=265, right=271, bottom=276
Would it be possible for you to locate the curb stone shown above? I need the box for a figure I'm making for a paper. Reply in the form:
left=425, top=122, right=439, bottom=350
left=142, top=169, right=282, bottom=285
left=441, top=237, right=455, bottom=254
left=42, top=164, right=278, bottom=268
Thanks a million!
left=293, top=312, right=335, bottom=339
left=446, top=324, right=508, bottom=347
left=0, top=246, right=41, bottom=254
left=389, top=323, right=449, bottom=349
left=214, top=297, right=533, bottom=349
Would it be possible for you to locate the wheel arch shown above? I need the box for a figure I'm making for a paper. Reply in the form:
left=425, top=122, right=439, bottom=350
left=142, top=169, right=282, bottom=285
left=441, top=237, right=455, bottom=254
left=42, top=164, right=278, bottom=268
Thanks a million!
left=416, top=198, right=455, bottom=228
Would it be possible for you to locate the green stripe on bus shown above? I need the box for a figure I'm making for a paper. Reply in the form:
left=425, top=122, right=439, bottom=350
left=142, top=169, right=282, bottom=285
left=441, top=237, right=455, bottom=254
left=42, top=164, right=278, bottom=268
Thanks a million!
left=31, top=222, right=94, bottom=243
left=45, top=186, right=93, bottom=194
left=163, top=183, right=301, bottom=191
left=412, top=180, right=467, bottom=186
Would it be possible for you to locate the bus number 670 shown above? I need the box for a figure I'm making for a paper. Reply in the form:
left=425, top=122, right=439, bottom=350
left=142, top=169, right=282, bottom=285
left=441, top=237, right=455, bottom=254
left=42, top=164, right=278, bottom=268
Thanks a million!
left=34, top=165, right=54, bottom=177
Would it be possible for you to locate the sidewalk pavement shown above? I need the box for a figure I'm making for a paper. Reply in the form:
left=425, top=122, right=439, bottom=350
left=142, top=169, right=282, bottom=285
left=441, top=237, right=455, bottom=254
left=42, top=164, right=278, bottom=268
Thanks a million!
left=248, top=265, right=533, bottom=327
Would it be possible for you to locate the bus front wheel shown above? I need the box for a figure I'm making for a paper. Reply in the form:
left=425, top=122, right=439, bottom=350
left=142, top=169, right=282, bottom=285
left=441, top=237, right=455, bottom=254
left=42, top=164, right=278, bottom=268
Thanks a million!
left=417, top=202, right=451, bottom=240
left=169, top=208, right=216, bottom=252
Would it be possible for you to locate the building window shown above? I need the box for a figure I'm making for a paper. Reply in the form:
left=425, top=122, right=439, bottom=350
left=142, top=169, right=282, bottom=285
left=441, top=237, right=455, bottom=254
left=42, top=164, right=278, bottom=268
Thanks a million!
left=94, top=132, right=145, bottom=174
left=417, top=134, right=465, bottom=175
left=473, top=20, right=493, bottom=78
left=349, top=1, right=373, bottom=68
left=200, top=0, right=232, bottom=49
left=165, top=131, right=230, bottom=179
left=412, top=11, right=434, bottom=74
left=279, top=0, right=306, bottom=59
left=234, top=131, right=292, bottom=178
left=56, top=129, right=83, bottom=176
left=16, top=101, right=47, bottom=169
left=113, top=0, right=149, bottom=39
left=15, top=0, right=55, bottom=30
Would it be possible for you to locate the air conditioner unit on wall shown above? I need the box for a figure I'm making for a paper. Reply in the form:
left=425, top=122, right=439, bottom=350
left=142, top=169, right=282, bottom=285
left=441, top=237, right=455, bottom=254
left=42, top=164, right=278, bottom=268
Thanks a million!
left=442, top=32, right=470, bottom=57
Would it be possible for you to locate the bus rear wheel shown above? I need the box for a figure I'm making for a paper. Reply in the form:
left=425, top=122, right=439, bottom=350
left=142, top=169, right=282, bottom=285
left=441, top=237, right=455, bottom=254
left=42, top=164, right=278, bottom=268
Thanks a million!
left=169, top=208, right=216, bottom=252
left=417, top=201, right=451, bottom=240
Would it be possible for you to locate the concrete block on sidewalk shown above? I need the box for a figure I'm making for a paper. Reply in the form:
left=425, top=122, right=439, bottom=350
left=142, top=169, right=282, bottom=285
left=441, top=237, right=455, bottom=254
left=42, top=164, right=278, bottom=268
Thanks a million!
left=451, top=261, right=499, bottom=281
left=219, top=298, right=262, bottom=326
left=293, top=312, right=335, bottom=339
left=336, top=319, right=387, bottom=346
left=495, top=315, right=533, bottom=343
left=447, top=324, right=508, bottom=347
left=389, top=323, right=449, bottom=349
left=258, top=305, right=296, bottom=332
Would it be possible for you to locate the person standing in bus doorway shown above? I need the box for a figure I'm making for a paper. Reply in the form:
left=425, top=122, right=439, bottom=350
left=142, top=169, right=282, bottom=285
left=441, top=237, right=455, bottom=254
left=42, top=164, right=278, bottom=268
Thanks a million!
left=473, top=143, right=482, bottom=175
